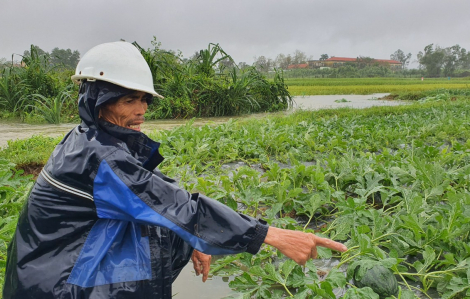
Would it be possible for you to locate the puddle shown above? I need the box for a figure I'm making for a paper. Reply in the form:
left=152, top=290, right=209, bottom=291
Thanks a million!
left=173, top=262, right=236, bottom=298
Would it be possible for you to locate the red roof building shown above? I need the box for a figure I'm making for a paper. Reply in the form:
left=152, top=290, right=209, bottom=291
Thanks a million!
left=287, top=63, right=309, bottom=69
left=323, top=57, right=402, bottom=69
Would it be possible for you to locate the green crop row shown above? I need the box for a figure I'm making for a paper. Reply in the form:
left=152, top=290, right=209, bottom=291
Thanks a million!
left=285, top=77, right=470, bottom=96
left=2, top=95, right=470, bottom=298
left=285, top=77, right=470, bottom=87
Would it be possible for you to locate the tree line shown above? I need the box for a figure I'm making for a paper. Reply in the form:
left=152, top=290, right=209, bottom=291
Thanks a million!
left=3, top=42, right=470, bottom=79
left=1, top=45, right=80, bottom=70
left=417, top=44, right=470, bottom=77
left=251, top=44, right=470, bottom=78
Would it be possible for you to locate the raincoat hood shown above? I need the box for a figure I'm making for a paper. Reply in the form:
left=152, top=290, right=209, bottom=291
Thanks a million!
left=77, top=81, right=163, bottom=169
left=78, top=80, right=136, bottom=129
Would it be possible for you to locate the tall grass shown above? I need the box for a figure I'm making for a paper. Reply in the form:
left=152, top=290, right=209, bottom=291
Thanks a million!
left=0, top=46, right=76, bottom=120
left=0, top=160, right=34, bottom=294
left=0, top=68, right=26, bottom=113
left=1, top=40, right=292, bottom=122
left=29, top=89, right=72, bottom=124
left=135, top=40, right=293, bottom=118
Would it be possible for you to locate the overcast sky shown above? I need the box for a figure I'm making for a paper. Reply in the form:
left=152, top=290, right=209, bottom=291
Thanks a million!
left=2, top=0, right=469, bottom=67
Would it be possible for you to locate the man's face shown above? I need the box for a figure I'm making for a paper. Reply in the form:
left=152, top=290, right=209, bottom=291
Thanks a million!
left=99, top=91, right=149, bottom=132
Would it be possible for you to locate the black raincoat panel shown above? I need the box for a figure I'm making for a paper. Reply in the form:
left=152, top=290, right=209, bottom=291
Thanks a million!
left=3, top=81, right=268, bottom=299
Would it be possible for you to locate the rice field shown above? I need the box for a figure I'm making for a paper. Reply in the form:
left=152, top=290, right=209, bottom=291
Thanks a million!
left=285, top=77, right=470, bottom=95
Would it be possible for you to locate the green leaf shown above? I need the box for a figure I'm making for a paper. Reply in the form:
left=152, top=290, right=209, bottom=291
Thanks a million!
left=357, top=225, right=370, bottom=234
left=281, top=259, right=297, bottom=279
left=265, top=263, right=284, bottom=284
left=229, top=272, right=259, bottom=290
left=325, top=268, right=347, bottom=289
left=442, top=276, right=470, bottom=299
left=288, top=266, right=314, bottom=288
left=358, top=234, right=373, bottom=254
left=398, top=287, right=418, bottom=299
left=292, top=288, right=310, bottom=299
left=306, top=281, right=335, bottom=299
left=380, top=258, right=398, bottom=269
left=343, top=287, right=379, bottom=299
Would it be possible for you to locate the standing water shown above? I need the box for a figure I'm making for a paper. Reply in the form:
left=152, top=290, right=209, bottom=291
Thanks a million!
left=292, top=93, right=400, bottom=110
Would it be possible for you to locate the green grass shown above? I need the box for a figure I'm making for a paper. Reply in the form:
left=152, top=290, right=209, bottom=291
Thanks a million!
left=0, top=160, right=34, bottom=296
left=0, top=135, right=62, bottom=167
left=286, top=77, right=470, bottom=95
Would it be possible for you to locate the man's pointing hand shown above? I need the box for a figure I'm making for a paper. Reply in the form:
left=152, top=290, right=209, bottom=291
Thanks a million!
left=263, top=227, right=347, bottom=265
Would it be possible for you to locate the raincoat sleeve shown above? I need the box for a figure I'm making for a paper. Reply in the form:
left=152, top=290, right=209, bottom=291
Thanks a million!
left=92, top=149, right=268, bottom=255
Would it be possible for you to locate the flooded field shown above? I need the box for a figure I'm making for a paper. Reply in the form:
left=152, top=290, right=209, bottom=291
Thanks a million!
left=2, top=94, right=455, bottom=299
left=0, top=94, right=399, bottom=148
left=173, top=262, right=235, bottom=298
left=292, top=93, right=399, bottom=110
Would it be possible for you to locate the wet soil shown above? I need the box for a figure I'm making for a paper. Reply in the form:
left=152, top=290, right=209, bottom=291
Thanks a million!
left=17, top=162, right=43, bottom=179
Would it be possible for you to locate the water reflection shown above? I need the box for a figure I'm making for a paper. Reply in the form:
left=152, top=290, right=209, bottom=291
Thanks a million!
left=172, top=262, right=236, bottom=298
left=292, top=93, right=400, bottom=110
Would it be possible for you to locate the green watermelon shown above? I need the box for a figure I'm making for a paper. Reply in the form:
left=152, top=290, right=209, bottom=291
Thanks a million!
left=353, top=264, right=399, bottom=298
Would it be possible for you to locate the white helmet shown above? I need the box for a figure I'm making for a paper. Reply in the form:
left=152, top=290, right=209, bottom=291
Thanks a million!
left=71, top=41, right=163, bottom=98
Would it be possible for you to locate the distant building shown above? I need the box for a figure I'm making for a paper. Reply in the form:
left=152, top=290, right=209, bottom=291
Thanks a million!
left=308, top=60, right=325, bottom=68
left=322, top=57, right=402, bottom=70
left=287, top=63, right=309, bottom=70
left=298, top=57, right=402, bottom=71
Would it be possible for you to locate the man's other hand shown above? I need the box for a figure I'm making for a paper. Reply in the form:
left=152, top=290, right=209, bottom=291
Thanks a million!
left=191, top=250, right=212, bottom=282
left=263, top=227, right=348, bottom=265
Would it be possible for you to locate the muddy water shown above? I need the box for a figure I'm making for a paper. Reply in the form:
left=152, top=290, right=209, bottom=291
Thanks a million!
left=0, top=94, right=400, bottom=149
left=173, top=262, right=236, bottom=298
left=0, top=116, right=254, bottom=149
left=292, top=93, right=401, bottom=110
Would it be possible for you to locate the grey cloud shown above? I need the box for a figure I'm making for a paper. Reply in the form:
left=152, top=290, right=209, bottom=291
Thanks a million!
left=1, top=0, right=469, bottom=65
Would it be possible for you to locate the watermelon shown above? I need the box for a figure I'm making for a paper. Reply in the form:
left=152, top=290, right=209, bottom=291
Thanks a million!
left=353, top=264, right=399, bottom=298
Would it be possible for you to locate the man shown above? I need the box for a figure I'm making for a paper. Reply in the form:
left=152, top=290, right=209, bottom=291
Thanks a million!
left=3, top=42, right=346, bottom=299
